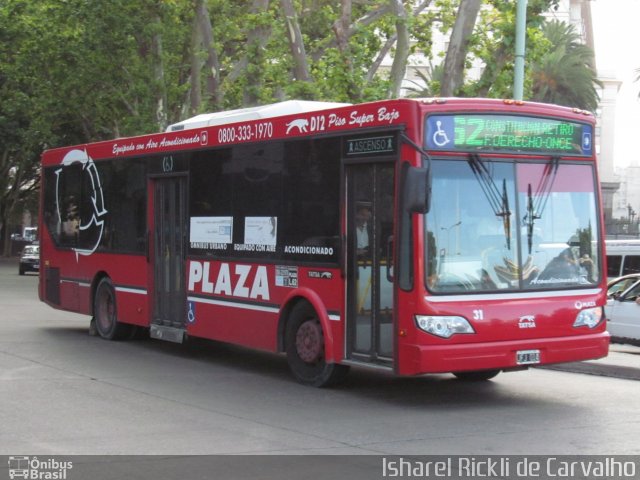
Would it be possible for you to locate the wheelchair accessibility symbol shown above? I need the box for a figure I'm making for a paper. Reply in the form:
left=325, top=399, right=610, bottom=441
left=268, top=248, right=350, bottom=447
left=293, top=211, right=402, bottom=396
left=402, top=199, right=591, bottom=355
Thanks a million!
left=432, top=120, right=451, bottom=147
left=582, top=131, right=592, bottom=152
left=187, top=301, right=196, bottom=324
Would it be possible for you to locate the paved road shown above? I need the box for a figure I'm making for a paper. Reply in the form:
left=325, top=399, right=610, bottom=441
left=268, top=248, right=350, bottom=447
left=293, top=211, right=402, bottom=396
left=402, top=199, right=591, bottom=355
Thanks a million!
left=1, top=259, right=639, bottom=459
left=543, top=342, right=640, bottom=380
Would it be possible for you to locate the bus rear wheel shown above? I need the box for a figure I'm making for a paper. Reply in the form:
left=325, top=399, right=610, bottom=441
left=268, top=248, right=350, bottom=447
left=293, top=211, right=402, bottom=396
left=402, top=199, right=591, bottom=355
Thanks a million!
left=285, top=302, right=349, bottom=387
left=93, top=278, right=131, bottom=340
left=453, top=369, right=500, bottom=381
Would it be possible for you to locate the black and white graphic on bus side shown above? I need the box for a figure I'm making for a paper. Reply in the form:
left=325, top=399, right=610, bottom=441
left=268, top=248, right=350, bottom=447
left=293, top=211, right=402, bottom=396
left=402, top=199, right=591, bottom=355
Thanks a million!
left=55, top=149, right=107, bottom=259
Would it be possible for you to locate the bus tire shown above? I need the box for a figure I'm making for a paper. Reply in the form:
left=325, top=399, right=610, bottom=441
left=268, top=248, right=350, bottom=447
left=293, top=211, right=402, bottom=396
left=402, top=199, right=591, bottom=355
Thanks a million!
left=93, top=277, right=131, bottom=340
left=285, top=302, right=349, bottom=387
left=453, top=369, right=500, bottom=381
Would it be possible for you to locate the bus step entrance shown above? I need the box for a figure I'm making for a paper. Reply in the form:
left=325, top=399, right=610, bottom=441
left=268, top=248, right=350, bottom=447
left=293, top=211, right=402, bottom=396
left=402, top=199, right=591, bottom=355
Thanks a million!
left=150, top=325, right=185, bottom=344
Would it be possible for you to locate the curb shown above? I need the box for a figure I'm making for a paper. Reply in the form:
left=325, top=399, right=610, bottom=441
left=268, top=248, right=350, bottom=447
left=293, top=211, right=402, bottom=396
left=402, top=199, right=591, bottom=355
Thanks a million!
left=539, top=345, right=640, bottom=381
left=539, top=361, right=640, bottom=381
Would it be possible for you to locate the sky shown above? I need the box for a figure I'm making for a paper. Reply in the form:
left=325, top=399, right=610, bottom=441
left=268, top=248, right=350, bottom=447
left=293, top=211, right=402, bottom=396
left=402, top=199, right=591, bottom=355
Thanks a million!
left=591, top=0, right=640, bottom=168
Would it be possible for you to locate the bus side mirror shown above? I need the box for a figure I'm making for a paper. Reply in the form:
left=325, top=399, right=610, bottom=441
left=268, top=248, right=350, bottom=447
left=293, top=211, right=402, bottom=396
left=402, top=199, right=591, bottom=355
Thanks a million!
left=403, top=166, right=431, bottom=214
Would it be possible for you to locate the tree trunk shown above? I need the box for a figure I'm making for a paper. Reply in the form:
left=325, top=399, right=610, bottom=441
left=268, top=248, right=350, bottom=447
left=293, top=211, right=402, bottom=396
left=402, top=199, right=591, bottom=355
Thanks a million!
left=189, top=0, right=203, bottom=115
left=440, top=0, right=482, bottom=97
left=243, top=0, right=271, bottom=106
left=1, top=159, right=25, bottom=257
left=475, top=43, right=510, bottom=97
left=1, top=149, right=13, bottom=256
left=333, top=0, right=360, bottom=100
left=0, top=197, right=9, bottom=257
left=197, top=0, right=222, bottom=107
left=387, top=0, right=410, bottom=98
left=333, top=0, right=351, bottom=55
left=280, top=0, right=311, bottom=82
left=151, top=12, right=168, bottom=130
left=366, top=1, right=432, bottom=83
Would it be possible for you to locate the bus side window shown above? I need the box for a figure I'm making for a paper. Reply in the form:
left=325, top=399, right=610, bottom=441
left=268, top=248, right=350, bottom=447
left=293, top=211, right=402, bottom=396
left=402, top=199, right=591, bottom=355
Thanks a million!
left=607, top=255, right=622, bottom=278
left=622, top=255, right=640, bottom=275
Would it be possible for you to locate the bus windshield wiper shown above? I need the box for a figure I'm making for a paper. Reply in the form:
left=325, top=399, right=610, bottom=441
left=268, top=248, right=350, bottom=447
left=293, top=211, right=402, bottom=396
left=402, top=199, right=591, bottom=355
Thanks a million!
left=523, top=156, right=560, bottom=254
left=467, top=153, right=512, bottom=249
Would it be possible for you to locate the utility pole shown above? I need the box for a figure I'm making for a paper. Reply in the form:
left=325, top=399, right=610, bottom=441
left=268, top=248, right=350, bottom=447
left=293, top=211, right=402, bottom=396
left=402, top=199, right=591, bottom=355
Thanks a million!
left=513, top=0, right=527, bottom=100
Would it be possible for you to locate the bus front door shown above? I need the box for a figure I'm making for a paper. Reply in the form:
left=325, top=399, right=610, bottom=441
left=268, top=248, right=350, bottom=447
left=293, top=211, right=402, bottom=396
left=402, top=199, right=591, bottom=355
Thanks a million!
left=149, top=175, right=188, bottom=343
left=346, top=163, right=395, bottom=365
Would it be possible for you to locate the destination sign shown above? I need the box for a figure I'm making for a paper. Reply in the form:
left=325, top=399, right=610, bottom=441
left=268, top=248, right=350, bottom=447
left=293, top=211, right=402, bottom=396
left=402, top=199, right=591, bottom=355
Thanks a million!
left=425, top=114, right=592, bottom=156
left=345, top=135, right=396, bottom=157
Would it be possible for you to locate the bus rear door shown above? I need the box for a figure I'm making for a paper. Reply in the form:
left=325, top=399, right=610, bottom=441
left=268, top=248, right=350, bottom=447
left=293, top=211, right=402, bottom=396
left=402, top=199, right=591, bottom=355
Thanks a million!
left=149, top=175, right=188, bottom=342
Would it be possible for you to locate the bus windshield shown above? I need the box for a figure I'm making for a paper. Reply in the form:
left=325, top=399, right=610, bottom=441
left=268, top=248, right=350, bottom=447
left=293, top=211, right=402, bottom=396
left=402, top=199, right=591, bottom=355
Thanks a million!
left=425, top=158, right=600, bottom=293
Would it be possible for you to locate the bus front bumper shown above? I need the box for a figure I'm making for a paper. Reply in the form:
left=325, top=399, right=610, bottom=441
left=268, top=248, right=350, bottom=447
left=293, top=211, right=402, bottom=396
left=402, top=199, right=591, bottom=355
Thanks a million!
left=402, top=332, right=610, bottom=376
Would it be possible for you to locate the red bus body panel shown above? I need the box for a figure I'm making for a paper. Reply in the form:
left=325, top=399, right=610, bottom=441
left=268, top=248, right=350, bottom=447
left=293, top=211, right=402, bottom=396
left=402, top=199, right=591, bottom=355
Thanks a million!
left=39, top=98, right=609, bottom=378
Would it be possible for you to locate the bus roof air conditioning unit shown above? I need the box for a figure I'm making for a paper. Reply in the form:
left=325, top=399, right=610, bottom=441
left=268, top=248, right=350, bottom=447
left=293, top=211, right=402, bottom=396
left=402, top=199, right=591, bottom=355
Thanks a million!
left=166, top=100, right=351, bottom=132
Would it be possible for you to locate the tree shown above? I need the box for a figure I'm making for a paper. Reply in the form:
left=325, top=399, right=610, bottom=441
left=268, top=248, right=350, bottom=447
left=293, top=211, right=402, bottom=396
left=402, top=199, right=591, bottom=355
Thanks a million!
left=529, top=20, right=601, bottom=111
left=440, top=0, right=481, bottom=96
left=281, top=0, right=311, bottom=83
left=0, top=0, right=188, bottom=253
left=386, top=0, right=410, bottom=99
left=404, top=61, right=443, bottom=97
left=465, top=0, right=558, bottom=99
left=2, top=0, right=603, bottom=255
left=0, top=2, right=56, bottom=254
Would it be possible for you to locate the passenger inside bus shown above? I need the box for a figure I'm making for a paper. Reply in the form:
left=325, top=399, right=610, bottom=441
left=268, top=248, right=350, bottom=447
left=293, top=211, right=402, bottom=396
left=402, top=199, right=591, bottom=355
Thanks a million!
left=61, top=196, right=80, bottom=240
left=356, top=201, right=372, bottom=258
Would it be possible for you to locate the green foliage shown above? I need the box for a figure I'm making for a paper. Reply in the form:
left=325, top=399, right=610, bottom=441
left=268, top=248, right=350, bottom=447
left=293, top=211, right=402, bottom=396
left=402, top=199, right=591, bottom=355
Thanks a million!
left=463, top=0, right=554, bottom=99
left=404, top=62, right=443, bottom=98
left=0, top=0, right=604, bottom=252
left=0, top=0, right=603, bottom=146
left=530, top=20, right=601, bottom=111
left=440, top=0, right=597, bottom=111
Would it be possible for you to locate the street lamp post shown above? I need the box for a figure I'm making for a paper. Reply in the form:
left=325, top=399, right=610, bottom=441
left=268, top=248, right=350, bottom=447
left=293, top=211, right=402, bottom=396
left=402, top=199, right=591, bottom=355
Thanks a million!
left=441, top=221, right=462, bottom=255
left=514, top=0, right=528, bottom=101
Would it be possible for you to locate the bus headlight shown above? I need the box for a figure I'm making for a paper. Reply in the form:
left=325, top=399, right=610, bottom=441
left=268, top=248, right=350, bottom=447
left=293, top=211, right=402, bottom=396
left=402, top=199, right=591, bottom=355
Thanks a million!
left=573, top=307, right=603, bottom=329
left=415, top=315, right=475, bottom=338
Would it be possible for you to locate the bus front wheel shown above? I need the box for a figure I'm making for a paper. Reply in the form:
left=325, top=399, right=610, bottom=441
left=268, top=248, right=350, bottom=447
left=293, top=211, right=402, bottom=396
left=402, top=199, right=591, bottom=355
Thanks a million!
left=93, top=278, right=131, bottom=340
left=285, top=302, right=349, bottom=387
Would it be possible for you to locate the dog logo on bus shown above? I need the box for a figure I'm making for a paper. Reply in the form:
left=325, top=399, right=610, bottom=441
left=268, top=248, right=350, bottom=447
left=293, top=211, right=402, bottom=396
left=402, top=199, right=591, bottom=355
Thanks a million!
left=55, top=149, right=107, bottom=259
left=285, top=118, right=309, bottom=134
left=518, top=315, right=537, bottom=328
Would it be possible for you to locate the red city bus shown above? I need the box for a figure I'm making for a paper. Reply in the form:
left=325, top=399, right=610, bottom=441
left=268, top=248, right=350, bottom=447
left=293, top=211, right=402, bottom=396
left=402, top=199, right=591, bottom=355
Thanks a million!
left=39, top=98, right=609, bottom=386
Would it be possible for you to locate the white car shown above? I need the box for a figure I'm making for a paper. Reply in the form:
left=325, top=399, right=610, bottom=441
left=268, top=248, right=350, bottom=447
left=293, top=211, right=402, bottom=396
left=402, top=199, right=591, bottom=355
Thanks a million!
left=606, top=274, right=640, bottom=345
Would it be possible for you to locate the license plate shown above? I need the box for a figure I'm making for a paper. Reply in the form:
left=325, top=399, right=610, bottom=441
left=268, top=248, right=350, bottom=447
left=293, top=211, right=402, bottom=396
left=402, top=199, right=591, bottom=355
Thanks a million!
left=516, top=349, right=540, bottom=365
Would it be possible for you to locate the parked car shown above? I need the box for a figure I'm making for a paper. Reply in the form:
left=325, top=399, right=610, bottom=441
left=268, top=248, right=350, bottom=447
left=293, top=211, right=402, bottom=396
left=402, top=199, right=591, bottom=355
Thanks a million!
left=606, top=273, right=640, bottom=345
left=19, top=244, right=40, bottom=275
